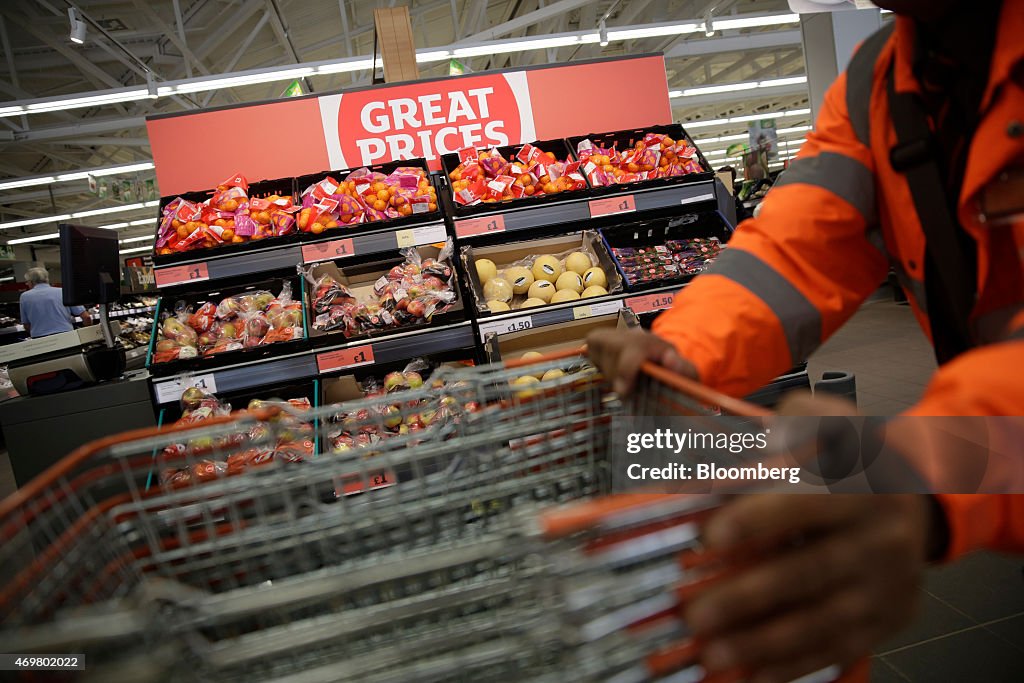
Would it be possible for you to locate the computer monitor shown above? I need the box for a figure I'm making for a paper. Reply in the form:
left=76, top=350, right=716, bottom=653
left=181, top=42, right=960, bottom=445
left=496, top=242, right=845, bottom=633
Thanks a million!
left=59, top=223, right=121, bottom=306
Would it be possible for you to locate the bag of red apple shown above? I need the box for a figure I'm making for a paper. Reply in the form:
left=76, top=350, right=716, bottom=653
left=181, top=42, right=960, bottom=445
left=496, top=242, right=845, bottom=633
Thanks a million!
left=177, top=382, right=229, bottom=420
left=300, top=267, right=356, bottom=312
left=239, top=310, right=272, bottom=348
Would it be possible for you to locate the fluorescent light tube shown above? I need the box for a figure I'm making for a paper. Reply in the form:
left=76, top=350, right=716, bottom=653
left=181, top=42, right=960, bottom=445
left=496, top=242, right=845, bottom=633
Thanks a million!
left=6, top=232, right=60, bottom=244
left=119, top=245, right=153, bottom=254
left=119, top=235, right=154, bottom=244
left=683, top=109, right=811, bottom=129
left=0, top=214, right=72, bottom=230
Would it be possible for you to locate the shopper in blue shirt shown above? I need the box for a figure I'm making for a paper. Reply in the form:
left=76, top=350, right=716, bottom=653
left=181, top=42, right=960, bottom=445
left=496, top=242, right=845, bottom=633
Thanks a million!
left=19, top=268, right=91, bottom=338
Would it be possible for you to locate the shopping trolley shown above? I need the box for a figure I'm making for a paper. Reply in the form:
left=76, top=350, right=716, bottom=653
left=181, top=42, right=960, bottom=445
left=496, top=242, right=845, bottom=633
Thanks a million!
left=0, top=350, right=792, bottom=683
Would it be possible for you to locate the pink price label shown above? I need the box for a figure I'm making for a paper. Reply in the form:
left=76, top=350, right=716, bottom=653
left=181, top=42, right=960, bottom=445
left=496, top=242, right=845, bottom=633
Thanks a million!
left=155, top=262, right=210, bottom=288
left=336, top=468, right=396, bottom=496
left=626, top=291, right=675, bottom=314
left=316, top=344, right=375, bottom=373
left=589, top=194, right=637, bottom=217
left=455, top=214, right=506, bottom=237
left=301, top=238, right=355, bottom=263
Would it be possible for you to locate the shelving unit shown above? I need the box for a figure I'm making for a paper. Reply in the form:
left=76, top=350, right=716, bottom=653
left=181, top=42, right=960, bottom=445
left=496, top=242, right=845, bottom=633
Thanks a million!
left=150, top=320, right=476, bottom=406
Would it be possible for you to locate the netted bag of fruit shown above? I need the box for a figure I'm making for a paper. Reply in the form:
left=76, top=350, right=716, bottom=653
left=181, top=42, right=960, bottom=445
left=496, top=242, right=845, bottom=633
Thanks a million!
left=156, top=197, right=200, bottom=253
left=300, top=266, right=357, bottom=313
left=262, top=282, right=304, bottom=342
left=154, top=307, right=199, bottom=363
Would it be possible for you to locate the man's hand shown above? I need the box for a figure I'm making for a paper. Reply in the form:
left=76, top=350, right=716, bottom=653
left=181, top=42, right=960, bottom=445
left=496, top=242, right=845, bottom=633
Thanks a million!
left=585, top=328, right=696, bottom=395
left=686, top=494, right=932, bottom=683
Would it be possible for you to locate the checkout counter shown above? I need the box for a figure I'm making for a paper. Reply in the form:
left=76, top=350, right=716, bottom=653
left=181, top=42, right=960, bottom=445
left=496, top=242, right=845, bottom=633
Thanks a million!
left=0, top=315, right=156, bottom=489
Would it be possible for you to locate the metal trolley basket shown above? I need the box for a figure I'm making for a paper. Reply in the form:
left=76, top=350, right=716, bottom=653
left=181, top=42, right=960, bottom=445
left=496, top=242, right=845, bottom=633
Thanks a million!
left=0, top=350, right=771, bottom=683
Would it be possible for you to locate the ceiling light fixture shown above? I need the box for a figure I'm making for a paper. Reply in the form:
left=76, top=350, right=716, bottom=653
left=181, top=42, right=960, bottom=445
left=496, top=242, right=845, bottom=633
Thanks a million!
left=0, top=200, right=159, bottom=231
left=682, top=109, right=811, bottom=129
left=0, top=161, right=156, bottom=192
left=0, top=12, right=802, bottom=118
left=119, top=245, right=153, bottom=255
left=119, top=235, right=154, bottom=244
left=7, top=233, right=60, bottom=245
left=68, top=8, right=87, bottom=44
left=672, top=75, right=807, bottom=98
left=599, top=19, right=609, bottom=46
left=703, top=12, right=715, bottom=37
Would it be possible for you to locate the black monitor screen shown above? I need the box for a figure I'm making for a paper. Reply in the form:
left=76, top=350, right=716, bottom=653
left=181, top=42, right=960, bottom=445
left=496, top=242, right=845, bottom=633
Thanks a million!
left=59, top=223, right=121, bottom=306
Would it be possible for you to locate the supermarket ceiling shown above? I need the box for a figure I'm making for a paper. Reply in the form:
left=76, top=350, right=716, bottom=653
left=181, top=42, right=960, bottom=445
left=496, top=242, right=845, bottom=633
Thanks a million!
left=0, top=0, right=808, bottom=245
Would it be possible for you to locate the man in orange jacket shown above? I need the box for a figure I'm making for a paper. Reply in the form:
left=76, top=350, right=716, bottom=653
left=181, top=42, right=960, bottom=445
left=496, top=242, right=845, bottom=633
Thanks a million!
left=588, top=0, right=1022, bottom=681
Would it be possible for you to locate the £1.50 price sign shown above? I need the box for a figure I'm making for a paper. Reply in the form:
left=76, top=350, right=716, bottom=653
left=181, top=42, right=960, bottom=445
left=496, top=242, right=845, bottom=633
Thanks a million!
left=478, top=315, right=533, bottom=340
left=626, top=291, right=675, bottom=315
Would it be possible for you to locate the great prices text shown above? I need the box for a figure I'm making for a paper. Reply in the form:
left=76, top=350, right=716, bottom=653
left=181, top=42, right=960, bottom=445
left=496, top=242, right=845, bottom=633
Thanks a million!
left=355, top=87, right=510, bottom=164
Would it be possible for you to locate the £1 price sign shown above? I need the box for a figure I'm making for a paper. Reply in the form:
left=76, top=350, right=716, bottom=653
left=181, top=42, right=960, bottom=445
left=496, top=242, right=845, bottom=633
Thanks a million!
left=155, top=262, right=210, bottom=288
left=302, top=238, right=355, bottom=264
left=455, top=214, right=506, bottom=238
left=317, top=344, right=375, bottom=373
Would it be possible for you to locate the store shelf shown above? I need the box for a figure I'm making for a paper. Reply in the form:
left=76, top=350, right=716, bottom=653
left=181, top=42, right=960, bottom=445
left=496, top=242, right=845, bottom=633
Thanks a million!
left=153, top=219, right=449, bottom=290
left=315, top=321, right=476, bottom=375
left=451, top=178, right=719, bottom=243
left=0, top=325, right=26, bottom=336
left=151, top=350, right=318, bottom=405
left=474, top=283, right=683, bottom=342
left=150, top=320, right=477, bottom=404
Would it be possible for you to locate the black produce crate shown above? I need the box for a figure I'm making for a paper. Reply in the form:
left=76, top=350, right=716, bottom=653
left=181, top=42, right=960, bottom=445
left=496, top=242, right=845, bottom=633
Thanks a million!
left=567, top=123, right=716, bottom=196
left=152, top=176, right=299, bottom=266
left=600, top=211, right=733, bottom=292
left=302, top=245, right=466, bottom=349
left=439, top=138, right=589, bottom=218
left=294, top=157, right=442, bottom=237
left=148, top=274, right=308, bottom=376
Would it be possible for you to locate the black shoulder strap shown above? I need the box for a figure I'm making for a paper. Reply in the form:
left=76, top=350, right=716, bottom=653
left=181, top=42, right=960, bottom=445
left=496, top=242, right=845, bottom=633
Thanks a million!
left=886, top=66, right=975, bottom=363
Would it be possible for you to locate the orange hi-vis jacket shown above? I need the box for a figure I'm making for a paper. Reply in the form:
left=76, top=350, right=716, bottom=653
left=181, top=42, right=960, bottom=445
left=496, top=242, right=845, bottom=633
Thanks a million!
left=652, top=9, right=1024, bottom=563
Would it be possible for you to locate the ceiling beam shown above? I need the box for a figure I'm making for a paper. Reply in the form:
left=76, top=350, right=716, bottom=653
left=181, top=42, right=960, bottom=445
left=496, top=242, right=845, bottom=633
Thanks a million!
left=665, top=30, right=802, bottom=59
left=455, top=0, right=593, bottom=44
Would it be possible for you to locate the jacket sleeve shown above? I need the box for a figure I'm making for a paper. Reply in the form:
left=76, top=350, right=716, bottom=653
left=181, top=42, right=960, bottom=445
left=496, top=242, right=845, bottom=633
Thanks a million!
left=900, top=335, right=1024, bottom=558
left=652, top=70, right=888, bottom=398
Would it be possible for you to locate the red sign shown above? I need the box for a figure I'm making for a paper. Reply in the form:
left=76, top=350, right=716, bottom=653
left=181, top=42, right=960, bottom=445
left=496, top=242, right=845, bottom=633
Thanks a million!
left=155, top=262, right=209, bottom=288
left=455, top=214, right=506, bottom=238
left=316, top=344, right=375, bottom=373
left=589, top=194, right=636, bottom=218
left=148, top=56, right=672, bottom=196
left=626, top=291, right=676, bottom=314
left=301, top=238, right=355, bottom=263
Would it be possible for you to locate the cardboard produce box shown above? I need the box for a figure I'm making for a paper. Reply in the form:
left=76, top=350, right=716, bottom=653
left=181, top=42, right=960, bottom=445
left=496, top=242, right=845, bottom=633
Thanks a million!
left=461, top=230, right=624, bottom=316
left=303, top=244, right=464, bottom=342
left=484, top=308, right=638, bottom=362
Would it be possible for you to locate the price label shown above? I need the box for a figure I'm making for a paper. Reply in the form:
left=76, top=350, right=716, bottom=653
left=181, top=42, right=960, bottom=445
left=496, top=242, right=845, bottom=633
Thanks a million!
left=455, top=214, right=505, bottom=238
left=572, top=299, right=623, bottom=320
left=478, top=315, right=533, bottom=339
left=626, top=291, right=676, bottom=314
left=395, top=223, right=448, bottom=248
left=154, top=373, right=217, bottom=404
left=154, top=262, right=209, bottom=288
left=589, top=194, right=636, bottom=218
left=682, top=193, right=716, bottom=206
left=302, top=238, right=355, bottom=264
left=336, top=469, right=396, bottom=496
left=316, top=344, right=375, bottom=373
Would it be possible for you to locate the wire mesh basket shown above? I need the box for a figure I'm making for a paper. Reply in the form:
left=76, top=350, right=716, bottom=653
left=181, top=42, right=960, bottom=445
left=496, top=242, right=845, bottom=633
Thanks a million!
left=0, top=350, right=774, bottom=683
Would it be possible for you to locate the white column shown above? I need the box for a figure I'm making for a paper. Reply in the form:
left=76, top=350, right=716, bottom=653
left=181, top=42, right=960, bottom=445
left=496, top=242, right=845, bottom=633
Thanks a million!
left=800, top=9, right=882, bottom=122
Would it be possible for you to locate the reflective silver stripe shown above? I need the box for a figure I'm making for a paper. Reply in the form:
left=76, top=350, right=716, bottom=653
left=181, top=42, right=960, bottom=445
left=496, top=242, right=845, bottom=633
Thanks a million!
left=773, top=152, right=877, bottom=222
left=845, top=23, right=894, bottom=146
left=1009, top=327, right=1024, bottom=342
left=705, top=249, right=822, bottom=363
left=893, top=266, right=927, bottom=310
